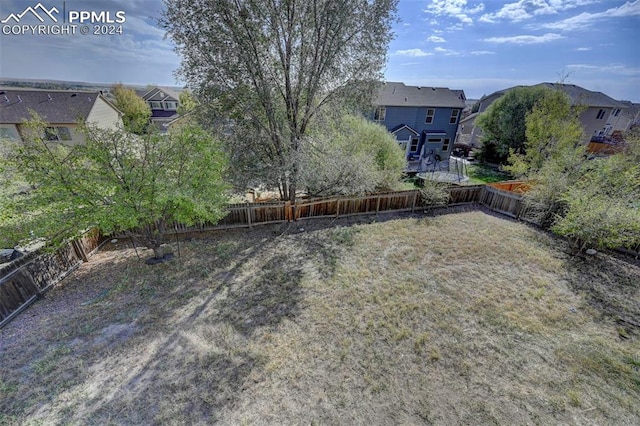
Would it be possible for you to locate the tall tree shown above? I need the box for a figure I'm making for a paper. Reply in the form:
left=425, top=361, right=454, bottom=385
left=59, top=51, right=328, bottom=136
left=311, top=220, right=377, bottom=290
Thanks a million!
left=162, top=0, right=398, bottom=202
left=299, top=114, right=405, bottom=197
left=0, top=117, right=229, bottom=261
left=506, top=89, right=586, bottom=228
left=111, top=83, right=152, bottom=134
left=475, top=86, right=551, bottom=163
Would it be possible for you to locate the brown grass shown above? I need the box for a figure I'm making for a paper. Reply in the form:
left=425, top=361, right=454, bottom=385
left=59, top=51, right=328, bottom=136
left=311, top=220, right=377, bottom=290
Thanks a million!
left=1, top=209, right=639, bottom=425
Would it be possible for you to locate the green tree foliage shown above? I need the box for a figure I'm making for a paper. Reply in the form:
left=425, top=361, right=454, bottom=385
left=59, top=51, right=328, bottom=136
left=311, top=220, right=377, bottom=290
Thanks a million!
left=162, top=0, right=398, bottom=201
left=506, top=90, right=587, bottom=227
left=476, top=86, right=551, bottom=163
left=507, top=90, right=640, bottom=252
left=111, top=83, right=151, bottom=134
left=507, top=89, right=585, bottom=175
left=551, top=130, right=640, bottom=251
left=177, top=90, right=198, bottom=116
left=0, top=117, right=229, bottom=259
left=299, top=114, right=405, bottom=197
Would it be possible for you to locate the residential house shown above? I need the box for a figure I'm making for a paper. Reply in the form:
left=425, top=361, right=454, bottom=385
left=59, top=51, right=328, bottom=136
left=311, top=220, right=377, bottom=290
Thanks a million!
left=0, top=88, right=122, bottom=144
left=455, top=83, right=631, bottom=153
left=372, top=82, right=466, bottom=171
left=453, top=112, right=481, bottom=157
left=136, top=86, right=181, bottom=132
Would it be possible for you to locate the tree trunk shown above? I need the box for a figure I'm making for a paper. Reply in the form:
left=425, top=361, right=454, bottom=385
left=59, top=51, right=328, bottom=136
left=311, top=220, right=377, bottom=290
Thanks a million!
left=152, top=245, right=164, bottom=259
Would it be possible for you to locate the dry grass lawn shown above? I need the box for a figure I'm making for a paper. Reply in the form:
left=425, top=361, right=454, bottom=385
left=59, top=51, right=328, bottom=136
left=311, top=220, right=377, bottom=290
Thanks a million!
left=1, top=209, right=639, bottom=425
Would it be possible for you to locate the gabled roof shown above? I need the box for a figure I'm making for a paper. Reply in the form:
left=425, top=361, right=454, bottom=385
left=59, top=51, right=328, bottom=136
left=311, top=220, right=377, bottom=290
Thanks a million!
left=390, top=124, right=419, bottom=135
left=140, top=86, right=181, bottom=102
left=376, top=82, right=466, bottom=108
left=0, top=88, right=119, bottom=124
left=534, top=83, right=626, bottom=108
left=479, top=83, right=627, bottom=110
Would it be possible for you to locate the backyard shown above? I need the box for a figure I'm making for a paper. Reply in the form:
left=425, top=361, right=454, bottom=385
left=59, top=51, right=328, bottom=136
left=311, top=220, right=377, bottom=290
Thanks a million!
left=1, top=209, right=639, bottom=424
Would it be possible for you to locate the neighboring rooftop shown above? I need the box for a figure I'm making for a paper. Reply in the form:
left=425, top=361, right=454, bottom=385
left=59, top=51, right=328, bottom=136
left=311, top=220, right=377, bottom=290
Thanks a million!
left=479, top=83, right=627, bottom=109
left=376, top=82, right=466, bottom=108
left=0, top=88, right=113, bottom=124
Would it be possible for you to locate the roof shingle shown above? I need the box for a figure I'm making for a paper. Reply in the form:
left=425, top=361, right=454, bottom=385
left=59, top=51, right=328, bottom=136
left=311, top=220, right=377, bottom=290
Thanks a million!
left=376, top=82, right=466, bottom=108
left=0, top=89, right=105, bottom=124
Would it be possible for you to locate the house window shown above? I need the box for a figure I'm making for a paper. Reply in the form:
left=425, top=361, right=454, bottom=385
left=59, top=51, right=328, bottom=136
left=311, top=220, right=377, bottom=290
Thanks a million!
left=44, top=127, right=72, bottom=141
left=0, top=127, right=19, bottom=140
left=442, top=138, right=450, bottom=152
left=425, top=108, right=435, bottom=124
left=613, top=108, right=621, bottom=117
left=449, top=109, right=459, bottom=124
left=410, top=137, right=419, bottom=152
left=398, top=141, right=408, bottom=153
left=150, top=101, right=162, bottom=109
left=596, top=109, right=606, bottom=119
left=427, top=138, right=441, bottom=143
left=164, top=101, right=178, bottom=110
left=374, top=106, right=386, bottom=122
left=57, top=127, right=72, bottom=141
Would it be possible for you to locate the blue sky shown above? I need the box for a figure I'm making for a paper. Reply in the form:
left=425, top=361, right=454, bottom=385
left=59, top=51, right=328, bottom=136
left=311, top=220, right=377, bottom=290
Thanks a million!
left=0, top=0, right=638, bottom=101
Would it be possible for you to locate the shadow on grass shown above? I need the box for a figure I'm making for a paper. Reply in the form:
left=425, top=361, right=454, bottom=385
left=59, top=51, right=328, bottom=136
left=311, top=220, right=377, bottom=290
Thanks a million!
left=561, top=253, right=640, bottom=335
left=1, top=218, right=367, bottom=424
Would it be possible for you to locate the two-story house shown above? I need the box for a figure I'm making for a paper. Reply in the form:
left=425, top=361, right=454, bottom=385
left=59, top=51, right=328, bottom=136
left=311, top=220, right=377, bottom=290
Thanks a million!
left=136, top=86, right=181, bottom=132
left=372, top=82, right=466, bottom=171
left=0, top=88, right=122, bottom=144
left=455, top=83, right=631, bottom=154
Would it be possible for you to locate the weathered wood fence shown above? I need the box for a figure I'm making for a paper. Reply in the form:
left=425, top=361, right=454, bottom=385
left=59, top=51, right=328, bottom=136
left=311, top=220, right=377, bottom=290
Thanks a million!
left=0, top=184, right=534, bottom=327
left=0, top=229, right=101, bottom=327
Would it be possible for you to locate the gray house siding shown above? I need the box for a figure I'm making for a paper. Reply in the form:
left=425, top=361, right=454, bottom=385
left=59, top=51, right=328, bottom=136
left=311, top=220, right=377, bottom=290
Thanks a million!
left=376, top=105, right=460, bottom=160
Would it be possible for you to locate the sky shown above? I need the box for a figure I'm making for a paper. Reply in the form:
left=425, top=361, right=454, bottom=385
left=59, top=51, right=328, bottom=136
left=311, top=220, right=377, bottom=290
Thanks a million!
left=0, top=0, right=638, bottom=101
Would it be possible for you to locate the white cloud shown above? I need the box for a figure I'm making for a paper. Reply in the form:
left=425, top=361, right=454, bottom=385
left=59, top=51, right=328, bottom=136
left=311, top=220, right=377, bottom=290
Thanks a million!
left=479, top=1, right=535, bottom=23
left=470, top=50, right=496, bottom=55
left=567, top=63, right=640, bottom=76
left=424, top=0, right=485, bottom=25
left=394, top=48, right=432, bottom=57
left=483, top=33, right=565, bottom=44
left=434, top=46, right=461, bottom=56
left=540, top=0, right=640, bottom=31
left=427, top=35, right=446, bottom=43
left=479, top=0, right=600, bottom=23
left=576, top=47, right=591, bottom=51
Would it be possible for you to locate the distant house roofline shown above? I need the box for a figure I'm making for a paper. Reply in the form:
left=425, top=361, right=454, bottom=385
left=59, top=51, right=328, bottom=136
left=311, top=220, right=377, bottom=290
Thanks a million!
left=0, top=88, right=122, bottom=124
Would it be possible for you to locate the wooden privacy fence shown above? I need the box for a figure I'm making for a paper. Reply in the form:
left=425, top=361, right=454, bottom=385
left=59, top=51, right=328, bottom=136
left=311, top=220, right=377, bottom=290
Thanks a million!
left=0, top=183, right=533, bottom=328
left=0, top=229, right=101, bottom=327
left=124, top=186, right=497, bottom=238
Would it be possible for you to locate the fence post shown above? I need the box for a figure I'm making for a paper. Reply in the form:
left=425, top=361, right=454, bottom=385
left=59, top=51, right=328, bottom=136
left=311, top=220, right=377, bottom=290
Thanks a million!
left=246, top=203, right=252, bottom=229
left=284, top=202, right=292, bottom=221
left=411, top=191, right=418, bottom=212
left=336, top=199, right=340, bottom=218
left=376, top=195, right=381, bottom=215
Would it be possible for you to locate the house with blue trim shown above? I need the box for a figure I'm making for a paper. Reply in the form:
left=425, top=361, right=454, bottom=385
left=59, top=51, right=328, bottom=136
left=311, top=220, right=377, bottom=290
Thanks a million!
left=372, top=82, right=466, bottom=171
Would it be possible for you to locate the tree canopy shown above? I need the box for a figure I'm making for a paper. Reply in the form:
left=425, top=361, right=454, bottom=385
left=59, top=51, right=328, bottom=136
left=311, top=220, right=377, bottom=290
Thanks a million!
left=0, top=118, right=229, bottom=260
left=507, top=90, right=640, bottom=252
left=476, top=86, right=551, bottom=163
left=111, top=83, right=152, bottom=135
left=162, top=0, right=398, bottom=201
left=299, top=114, right=405, bottom=197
